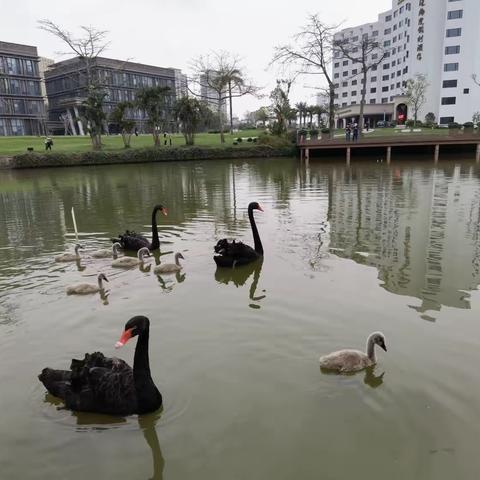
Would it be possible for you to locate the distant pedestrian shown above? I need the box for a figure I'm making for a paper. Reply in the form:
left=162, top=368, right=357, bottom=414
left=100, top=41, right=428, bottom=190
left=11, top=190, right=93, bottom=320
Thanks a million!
left=169, top=134, right=172, bottom=146
left=164, top=132, right=168, bottom=146
left=44, top=136, right=53, bottom=151
left=345, top=124, right=351, bottom=142
left=134, top=127, right=138, bottom=137
left=352, top=124, right=359, bottom=142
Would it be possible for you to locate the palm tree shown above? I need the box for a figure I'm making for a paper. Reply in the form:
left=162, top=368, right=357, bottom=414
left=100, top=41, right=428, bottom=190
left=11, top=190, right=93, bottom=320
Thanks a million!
left=173, top=97, right=209, bottom=145
left=295, top=102, right=307, bottom=127
left=136, top=86, right=172, bottom=146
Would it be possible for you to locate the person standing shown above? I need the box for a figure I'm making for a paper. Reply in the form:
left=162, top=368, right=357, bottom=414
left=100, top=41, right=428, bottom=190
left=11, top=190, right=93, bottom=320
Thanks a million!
left=352, top=123, right=359, bottom=142
left=44, top=136, right=53, bottom=151
left=345, top=124, right=351, bottom=142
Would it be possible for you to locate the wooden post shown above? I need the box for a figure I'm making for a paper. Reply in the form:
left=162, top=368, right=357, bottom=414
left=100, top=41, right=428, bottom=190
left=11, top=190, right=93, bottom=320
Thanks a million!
left=346, top=147, right=351, bottom=166
left=300, top=148, right=304, bottom=162
left=386, top=146, right=391, bottom=164
left=305, top=148, right=309, bottom=166
left=434, top=144, right=440, bottom=163
left=476, top=144, right=480, bottom=163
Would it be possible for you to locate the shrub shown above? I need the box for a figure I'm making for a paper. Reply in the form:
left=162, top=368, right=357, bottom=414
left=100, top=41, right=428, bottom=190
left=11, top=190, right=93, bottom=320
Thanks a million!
left=309, top=128, right=320, bottom=137
left=253, top=137, right=258, bottom=143
left=247, top=137, right=253, bottom=142
left=321, top=128, right=330, bottom=134
left=405, top=120, right=415, bottom=127
left=236, top=137, right=243, bottom=143
left=256, top=134, right=292, bottom=148
left=448, top=122, right=460, bottom=129
left=463, top=122, right=474, bottom=128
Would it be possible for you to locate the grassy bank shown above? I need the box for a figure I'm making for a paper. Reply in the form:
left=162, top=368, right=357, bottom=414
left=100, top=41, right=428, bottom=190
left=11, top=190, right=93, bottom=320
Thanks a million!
left=0, top=129, right=263, bottom=155
left=7, top=144, right=296, bottom=169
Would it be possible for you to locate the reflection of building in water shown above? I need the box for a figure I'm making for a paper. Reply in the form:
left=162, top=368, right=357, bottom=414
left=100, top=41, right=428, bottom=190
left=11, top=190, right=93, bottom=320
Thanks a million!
left=328, top=165, right=480, bottom=313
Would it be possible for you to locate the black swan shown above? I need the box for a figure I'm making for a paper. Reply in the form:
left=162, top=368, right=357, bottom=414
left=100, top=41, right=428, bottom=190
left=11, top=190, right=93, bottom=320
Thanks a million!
left=214, top=202, right=263, bottom=267
left=112, top=205, right=167, bottom=252
left=38, top=315, right=162, bottom=415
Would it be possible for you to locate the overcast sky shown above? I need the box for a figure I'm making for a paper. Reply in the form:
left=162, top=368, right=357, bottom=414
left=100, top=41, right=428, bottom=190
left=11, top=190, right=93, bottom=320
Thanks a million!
left=2, top=0, right=392, bottom=117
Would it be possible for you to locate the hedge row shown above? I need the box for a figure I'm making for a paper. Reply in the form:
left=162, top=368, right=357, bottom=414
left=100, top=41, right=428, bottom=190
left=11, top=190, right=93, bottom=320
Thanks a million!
left=10, top=145, right=296, bottom=169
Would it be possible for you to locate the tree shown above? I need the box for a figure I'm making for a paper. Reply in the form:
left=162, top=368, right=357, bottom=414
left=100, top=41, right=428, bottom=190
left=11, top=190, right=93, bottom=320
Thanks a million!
left=81, top=87, right=107, bottom=149
left=38, top=20, right=109, bottom=89
left=295, top=102, right=307, bottom=127
left=403, top=74, right=429, bottom=127
left=334, top=35, right=387, bottom=137
left=173, top=97, right=210, bottom=145
left=424, top=112, right=436, bottom=126
left=110, top=101, right=136, bottom=148
left=255, top=107, right=270, bottom=127
left=270, top=78, right=294, bottom=135
left=135, top=86, right=172, bottom=146
left=190, top=51, right=259, bottom=142
left=273, top=15, right=338, bottom=138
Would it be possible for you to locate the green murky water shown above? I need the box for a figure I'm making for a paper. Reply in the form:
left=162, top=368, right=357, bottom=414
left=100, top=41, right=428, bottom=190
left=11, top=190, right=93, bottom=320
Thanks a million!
left=1, top=157, right=480, bottom=479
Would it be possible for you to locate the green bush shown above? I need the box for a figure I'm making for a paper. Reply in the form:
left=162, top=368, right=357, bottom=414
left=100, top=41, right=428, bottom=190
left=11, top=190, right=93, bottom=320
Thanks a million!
left=247, top=137, right=253, bottom=142
left=406, top=120, right=415, bottom=127
left=463, top=122, right=474, bottom=128
left=448, top=122, right=460, bottom=129
left=10, top=144, right=296, bottom=169
left=321, top=128, right=330, bottom=134
left=236, top=137, right=243, bottom=143
left=309, top=128, right=320, bottom=137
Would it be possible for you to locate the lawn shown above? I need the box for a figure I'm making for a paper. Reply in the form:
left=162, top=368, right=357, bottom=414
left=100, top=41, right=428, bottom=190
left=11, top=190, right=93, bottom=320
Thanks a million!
left=0, top=129, right=263, bottom=155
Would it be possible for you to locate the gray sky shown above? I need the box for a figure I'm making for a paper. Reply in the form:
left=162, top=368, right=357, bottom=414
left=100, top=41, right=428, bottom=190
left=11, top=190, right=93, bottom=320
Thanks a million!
left=2, top=0, right=391, bottom=116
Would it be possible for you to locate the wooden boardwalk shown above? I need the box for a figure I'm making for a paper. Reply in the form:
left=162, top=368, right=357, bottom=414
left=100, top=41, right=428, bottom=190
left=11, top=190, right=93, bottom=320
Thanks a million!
left=299, top=134, right=480, bottom=164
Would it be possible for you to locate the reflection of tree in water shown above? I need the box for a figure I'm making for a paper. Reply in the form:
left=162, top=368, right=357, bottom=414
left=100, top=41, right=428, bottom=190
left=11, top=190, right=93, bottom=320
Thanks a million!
left=327, top=164, right=480, bottom=317
left=215, top=259, right=266, bottom=308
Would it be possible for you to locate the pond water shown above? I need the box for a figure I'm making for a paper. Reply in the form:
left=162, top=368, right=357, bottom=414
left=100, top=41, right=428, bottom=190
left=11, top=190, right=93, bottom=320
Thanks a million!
left=1, top=157, right=480, bottom=480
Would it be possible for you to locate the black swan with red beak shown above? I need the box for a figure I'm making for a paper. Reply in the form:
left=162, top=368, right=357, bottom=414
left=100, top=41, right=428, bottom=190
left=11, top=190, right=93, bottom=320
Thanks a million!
left=112, top=205, right=167, bottom=252
left=38, top=316, right=162, bottom=415
left=214, top=202, right=264, bottom=267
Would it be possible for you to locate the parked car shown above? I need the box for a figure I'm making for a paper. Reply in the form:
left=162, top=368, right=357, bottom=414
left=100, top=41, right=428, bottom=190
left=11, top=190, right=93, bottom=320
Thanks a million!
left=376, top=120, right=395, bottom=128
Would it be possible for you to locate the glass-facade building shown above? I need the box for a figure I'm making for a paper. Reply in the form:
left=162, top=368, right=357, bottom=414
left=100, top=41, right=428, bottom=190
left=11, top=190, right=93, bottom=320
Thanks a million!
left=0, top=41, right=46, bottom=136
left=45, top=56, right=187, bottom=135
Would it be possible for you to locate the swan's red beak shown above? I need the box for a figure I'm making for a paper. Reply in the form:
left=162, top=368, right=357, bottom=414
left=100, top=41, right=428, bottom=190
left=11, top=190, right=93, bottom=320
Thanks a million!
left=257, top=205, right=264, bottom=212
left=115, top=328, right=134, bottom=349
left=161, top=208, right=168, bottom=216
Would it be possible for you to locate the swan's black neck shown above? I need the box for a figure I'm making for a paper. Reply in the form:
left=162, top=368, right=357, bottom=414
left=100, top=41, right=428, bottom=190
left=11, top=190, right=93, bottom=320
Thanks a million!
left=133, top=324, right=161, bottom=413
left=150, top=207, right=160, bottom=250
left=249, top=206, right=263, bottom=255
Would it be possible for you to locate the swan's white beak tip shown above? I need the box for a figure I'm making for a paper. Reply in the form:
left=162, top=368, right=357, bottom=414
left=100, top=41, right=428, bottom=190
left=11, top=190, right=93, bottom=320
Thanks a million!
left=115, top=341, right=124, bottom=349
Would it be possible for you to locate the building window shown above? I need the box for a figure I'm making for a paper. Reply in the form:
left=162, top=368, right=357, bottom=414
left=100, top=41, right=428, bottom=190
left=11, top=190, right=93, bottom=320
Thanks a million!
left=334, top=62, right=340, bottom=68
left=370, top=87, right=377, bottom=93
left=383, top=63, right=390, bottom=70
left=445, top=45, right=460, bottom=55
left=382, top=86, right=389, bottom=92
left=342, top=92, right=348, bottom=97
left=439, top=116, right=454, bottom=124
left=381, top=98, right=388, bottom=103
left=384, top=28, right=391, bottom=35
left=446, top=28, right=462, bottom=37
left=442, top=79, right=457, bottom=88
left=441, top=97, right=456, bottom=105
left=352, top=69, right=358, bottom=75
left=464, top=88, right=470, bottom=94
left=385, top=15, right=392, bottom=22
left=343, top=60, right=348, bottom=66
left=382, top=75, right=389, bottom=81
left=342, top=81, right=348, bottom=87
left=334, top=73, right=339, bottom=79
left=444, top=63, right=459, bottom=71
left=447, top=10, right=463, bottom=20
left=351, top=90, right=357, bottom=96
left=371, top=76, right=377, bottom=82
left=351, top=80, right=358, bottom=85
left=343, top=71, right=348, bottom=77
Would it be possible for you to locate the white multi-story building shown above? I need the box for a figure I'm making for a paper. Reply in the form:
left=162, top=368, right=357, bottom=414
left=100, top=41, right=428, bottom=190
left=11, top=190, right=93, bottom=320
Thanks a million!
left=332, top=0, right=480, bottom=127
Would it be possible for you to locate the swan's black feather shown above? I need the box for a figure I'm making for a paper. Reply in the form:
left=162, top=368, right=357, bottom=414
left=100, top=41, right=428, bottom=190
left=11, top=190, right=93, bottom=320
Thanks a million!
left=115, top=231, right=151, bottom=251
left=39, top=352, right=138, bottom=415
left=213, top=239, right=260, bottom=267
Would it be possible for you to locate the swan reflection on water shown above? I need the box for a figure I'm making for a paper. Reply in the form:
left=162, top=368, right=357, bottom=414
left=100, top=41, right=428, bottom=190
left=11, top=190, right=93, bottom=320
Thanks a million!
left=215, top=258, right=266, bottom=308
left=319, top=366, right=385, bottom=389
left=155, top=271, right=186, bottom=292
left=43, top=394, right=165, bottom=479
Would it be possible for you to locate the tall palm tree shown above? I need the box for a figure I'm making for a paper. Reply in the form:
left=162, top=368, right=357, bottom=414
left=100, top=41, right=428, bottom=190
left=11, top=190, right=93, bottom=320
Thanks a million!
left=295, top=102, right=307, bottom=127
